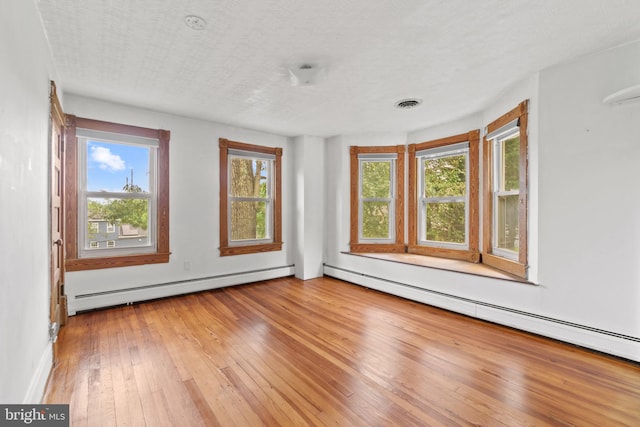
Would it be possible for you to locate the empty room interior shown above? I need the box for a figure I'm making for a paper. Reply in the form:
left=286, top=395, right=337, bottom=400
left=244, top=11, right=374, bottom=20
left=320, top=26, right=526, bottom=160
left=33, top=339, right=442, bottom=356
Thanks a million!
left=2, top=0, right=640, bottom=425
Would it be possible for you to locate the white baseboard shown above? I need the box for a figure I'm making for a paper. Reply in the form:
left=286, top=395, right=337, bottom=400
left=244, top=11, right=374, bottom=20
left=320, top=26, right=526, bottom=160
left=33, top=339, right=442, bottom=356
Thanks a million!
left=324, top=265, right=640, bottom=363
left=24, top=344, right=52, bottom=404
left=68, top=265, right=295, bottom=315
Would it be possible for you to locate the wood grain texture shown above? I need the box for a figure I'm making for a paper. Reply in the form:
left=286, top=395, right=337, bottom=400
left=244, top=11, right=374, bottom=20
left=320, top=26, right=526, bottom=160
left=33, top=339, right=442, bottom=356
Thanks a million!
left=43, top=277, right=640, bottom=426
left=482, top=100, right=529, bottom=278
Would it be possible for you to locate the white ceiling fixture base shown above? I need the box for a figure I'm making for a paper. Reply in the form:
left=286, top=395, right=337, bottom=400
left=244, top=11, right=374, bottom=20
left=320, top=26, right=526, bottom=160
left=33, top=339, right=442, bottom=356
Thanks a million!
left=289, top=64, right=325, bottom=87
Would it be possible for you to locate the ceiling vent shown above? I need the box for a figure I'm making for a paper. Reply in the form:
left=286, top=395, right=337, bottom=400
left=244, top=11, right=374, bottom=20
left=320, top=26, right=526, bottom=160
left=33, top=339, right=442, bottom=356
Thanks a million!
left=394, top=98, right=422, bottom=109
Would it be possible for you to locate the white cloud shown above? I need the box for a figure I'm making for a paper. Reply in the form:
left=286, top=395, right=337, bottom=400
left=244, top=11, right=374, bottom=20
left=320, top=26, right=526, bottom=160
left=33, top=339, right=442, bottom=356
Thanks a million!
left=90, top=146, right=125, bottom=171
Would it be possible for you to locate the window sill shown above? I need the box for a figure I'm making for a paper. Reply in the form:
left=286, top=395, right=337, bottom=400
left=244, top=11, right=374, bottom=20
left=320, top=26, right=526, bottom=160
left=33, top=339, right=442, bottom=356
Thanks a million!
left=66, top=252, right=170, bottom=271
left=220, top=242, right=283, bottom=257
left=343, top=251, right=534, bottom=284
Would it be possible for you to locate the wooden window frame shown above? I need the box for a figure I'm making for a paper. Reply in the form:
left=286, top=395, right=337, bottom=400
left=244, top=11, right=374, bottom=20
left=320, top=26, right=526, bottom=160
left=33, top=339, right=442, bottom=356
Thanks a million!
left=349, top=145, right=405, bottom=253
left=482, top=100, right=529, bottom=278
left=219, top=138, right=283, bottom=256
left=408, top=130, right=480, bottom=262
left=64, top=116, right=170, bottom=271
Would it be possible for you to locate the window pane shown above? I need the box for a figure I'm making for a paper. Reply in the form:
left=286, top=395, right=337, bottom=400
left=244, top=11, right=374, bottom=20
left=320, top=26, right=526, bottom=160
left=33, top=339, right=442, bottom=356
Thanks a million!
left=496, top=194, right=519, bottom=252
left=424, top=155, right=466, bottom=197
left=362, top=201, right=390, bottom=239
left=501, top=136, right=520, bottom=192
left=231, top=201, right=268, bottom=241
left=230, top=158, right=268, bottom=198
left=87, top=141, right=150, bottom=192
left=361, top=161, right=391, bottom=198
left=425, top=202, right=465, bottom=244
left=86, top=197, right=150, bottom=250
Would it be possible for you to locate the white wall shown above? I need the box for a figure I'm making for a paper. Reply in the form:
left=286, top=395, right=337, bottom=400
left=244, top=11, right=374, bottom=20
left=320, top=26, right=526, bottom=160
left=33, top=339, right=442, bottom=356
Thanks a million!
left=0, top=0, right=58, bottom=402
left=324, top=43, right=640, bottom=361
left=537, top=41, right=640, bottom=339
left=63, top=95, right=296, bottom=313
left=293, top=135, right=325, bottom=280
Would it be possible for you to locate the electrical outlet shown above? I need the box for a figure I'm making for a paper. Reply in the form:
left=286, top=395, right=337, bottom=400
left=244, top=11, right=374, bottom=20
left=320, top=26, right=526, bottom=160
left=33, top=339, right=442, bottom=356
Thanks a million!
left=184, top=261, right=191, bottom=271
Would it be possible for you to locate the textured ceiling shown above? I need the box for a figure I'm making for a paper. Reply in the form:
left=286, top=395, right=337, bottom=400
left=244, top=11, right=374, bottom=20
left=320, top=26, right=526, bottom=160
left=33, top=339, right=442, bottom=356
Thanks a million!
left=36, top=0, right=640, bottom=137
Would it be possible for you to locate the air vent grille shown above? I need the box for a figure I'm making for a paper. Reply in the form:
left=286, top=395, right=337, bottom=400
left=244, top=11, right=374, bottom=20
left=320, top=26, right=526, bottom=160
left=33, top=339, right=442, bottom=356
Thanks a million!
left=394, top=98, right=422, bottom=109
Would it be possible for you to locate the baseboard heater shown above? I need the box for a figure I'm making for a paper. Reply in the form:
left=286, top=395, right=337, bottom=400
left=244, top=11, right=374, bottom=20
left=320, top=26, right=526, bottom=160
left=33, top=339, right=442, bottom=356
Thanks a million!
left=70, top=264, right=295, bottom=314
left=324, top=264, right=640, bottom=361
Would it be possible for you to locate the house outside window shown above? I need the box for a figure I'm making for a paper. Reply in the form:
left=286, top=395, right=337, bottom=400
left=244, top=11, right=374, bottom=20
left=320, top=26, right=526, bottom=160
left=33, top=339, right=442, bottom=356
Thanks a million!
left=77, top=131, right=155, bottom=258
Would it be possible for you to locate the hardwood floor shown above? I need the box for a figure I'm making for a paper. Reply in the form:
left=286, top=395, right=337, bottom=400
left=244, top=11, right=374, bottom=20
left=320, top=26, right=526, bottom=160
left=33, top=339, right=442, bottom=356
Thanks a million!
left=43, top=276, right=640, bottom=426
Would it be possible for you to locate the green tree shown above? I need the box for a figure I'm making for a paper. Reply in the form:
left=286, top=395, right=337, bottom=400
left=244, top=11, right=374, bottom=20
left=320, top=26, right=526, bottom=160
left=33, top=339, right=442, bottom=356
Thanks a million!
left=230, top=158, right=267, bottom=240
left=424, top=155, right=466, bottom=243
left=86, top=175, right=149, bottom=232
left=503, top=135, right=520, bottom=190
left=498, top=135, right=520, bottom=250
left=361, top=161, right=391, bottom=239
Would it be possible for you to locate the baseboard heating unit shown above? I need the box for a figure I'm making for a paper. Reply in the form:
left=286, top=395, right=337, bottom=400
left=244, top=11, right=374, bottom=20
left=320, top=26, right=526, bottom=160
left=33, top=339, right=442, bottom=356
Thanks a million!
left=323, top=264, right=640, bottom=363
left=68, top=265, right=295, bottom=315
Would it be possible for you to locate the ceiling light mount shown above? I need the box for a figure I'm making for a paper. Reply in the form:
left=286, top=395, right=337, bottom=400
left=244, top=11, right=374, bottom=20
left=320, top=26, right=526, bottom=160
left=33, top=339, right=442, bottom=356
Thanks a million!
left=394, top=98, right=423, bottom=109
left=289, top=63, right=325, bottom=87
left=184, top=15, right=207, bottom=30
left=602, top=84, right=640, bottom=105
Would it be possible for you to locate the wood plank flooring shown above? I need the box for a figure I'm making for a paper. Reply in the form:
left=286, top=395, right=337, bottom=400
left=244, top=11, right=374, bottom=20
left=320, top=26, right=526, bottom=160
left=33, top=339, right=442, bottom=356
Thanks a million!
left=43, top=276, right=640, bottom=426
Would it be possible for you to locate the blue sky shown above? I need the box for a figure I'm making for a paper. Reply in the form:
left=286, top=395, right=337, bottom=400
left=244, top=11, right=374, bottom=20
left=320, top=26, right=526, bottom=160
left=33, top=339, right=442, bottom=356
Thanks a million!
left=87, top=141, right=150, bottom=192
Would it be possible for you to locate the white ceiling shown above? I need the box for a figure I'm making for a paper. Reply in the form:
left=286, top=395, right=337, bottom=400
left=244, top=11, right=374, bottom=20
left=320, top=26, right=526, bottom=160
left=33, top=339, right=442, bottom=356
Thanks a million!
left=36, top=0, right=640, bottom=137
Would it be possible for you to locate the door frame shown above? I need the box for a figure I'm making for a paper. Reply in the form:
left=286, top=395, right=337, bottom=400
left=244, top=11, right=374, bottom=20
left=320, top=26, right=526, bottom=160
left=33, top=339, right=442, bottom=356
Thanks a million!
left=49, top=81, right=67, bottom=358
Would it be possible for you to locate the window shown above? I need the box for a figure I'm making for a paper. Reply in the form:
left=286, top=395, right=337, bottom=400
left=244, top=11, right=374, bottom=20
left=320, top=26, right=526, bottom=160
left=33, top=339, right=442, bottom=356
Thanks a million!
left=408, top=131, right=480, bottom=262
left=350, top=146, right=404, bottom=253
left=346, top=102, right=530, bottom=281
left=483, top=100, right=529, bottom=278
left=64, top=116, right=170, bottom=271
left=219, top=138, right=282, bottom=256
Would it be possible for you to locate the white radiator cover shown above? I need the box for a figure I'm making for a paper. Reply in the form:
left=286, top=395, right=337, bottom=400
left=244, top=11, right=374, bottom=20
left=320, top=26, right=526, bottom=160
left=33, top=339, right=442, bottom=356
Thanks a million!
left=324, top=265, right=640, bottom=363
left=67, top=265, right=295, bottom=315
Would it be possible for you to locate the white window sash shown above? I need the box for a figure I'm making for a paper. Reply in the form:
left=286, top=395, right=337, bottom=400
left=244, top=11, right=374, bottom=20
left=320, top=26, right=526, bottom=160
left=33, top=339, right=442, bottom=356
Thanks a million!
left=227, top=155, right=274, bottom=245
left=417, top=149, right=469, bottom=249
left=484, top=119, right=519, bottom=141
left=77, top=137, right=157, bottom=258
left=490, top=129, right=520, bottom=260
left=358, top=157, right=396, bottom=243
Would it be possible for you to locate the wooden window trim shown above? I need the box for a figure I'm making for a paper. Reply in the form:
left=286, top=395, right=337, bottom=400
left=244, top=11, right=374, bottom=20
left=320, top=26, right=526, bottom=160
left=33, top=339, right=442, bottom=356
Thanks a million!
left=64, top=115, right=170, bottom=271
left=349, top=145, right=405, bottom=253
left=408, top=130, right=480, bottom=263
left=482, top=100, right=529, bottom=278
left=219, top=138, right=283, bottom=257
